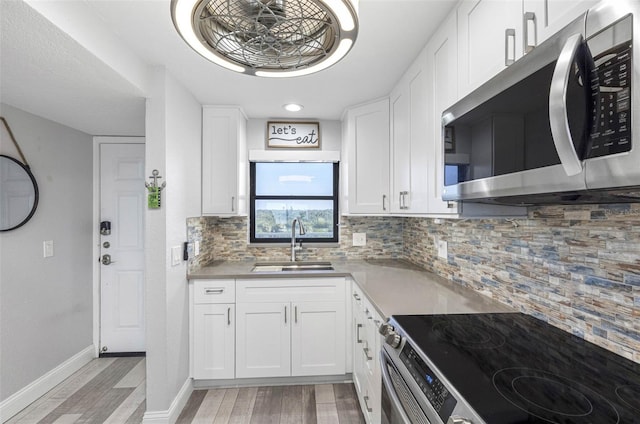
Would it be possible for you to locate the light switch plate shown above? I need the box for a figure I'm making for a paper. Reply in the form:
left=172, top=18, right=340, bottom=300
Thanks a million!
left=194, top=240, right=200, bottom=256
left=171, top=246, right=182, bottom=266
left=437, top=240, right=448, bottom=260
left=352, top=232, right=366, bottom=246
left=43, top=240, right=54, bottom=258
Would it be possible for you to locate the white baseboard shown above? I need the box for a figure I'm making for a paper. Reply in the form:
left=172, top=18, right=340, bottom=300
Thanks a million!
left=142, top=378, right=193, bottom=424
left=1, top=345, right=94, bottom=423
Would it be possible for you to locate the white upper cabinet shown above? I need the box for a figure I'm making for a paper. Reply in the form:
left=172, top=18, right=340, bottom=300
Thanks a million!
left=389, top=49, right=430, bottom=214
left=426, top=12, right=460, bottom=215
left=202, top=106, right=247, bottom=216
left=523, top=0, right=598, bottom=47
left=457, top=0, right=524, bottom=98
left=342, top=98, right=390, bottom=214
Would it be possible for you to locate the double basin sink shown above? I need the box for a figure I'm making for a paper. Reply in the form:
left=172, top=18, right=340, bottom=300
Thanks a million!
left=251, top=261, right=334, bottom=273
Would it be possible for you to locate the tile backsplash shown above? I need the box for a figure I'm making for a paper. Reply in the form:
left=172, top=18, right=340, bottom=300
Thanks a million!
left=188, top=204, right=640, bottom=363
left=187, top=215, right=404, bottom=267
left=405, top=204, right=640, bottom=363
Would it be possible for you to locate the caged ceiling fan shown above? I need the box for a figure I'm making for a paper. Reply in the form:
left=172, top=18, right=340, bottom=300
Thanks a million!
left=171, top=0, right=359, bottom=77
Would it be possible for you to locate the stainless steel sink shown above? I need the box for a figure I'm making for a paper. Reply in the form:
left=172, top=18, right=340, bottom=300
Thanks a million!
left=252, top=261, right=334, bottom=272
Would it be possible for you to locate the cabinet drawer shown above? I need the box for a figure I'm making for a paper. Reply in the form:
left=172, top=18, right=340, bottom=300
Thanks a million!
left=236, top=277, right=345, bottom=303
left=193, top=279, right=235, bottom=304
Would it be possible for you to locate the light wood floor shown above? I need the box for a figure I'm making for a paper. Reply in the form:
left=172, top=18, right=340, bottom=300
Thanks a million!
left=6, top=357, right=365, bottom=424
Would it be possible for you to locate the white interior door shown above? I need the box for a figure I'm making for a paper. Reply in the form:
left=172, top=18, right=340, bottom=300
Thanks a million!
left=100, top=143, right=145, bottom=354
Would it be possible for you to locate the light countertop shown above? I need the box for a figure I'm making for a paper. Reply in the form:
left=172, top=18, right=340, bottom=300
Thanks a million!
left=188, top=259, right=513, bottom=319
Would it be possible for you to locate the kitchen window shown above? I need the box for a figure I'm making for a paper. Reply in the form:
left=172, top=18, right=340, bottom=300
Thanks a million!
left=250, top=162, right=339, bottom=244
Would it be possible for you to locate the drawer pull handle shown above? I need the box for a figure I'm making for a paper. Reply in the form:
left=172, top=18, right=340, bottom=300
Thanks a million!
left=356, top=323, right=363, bottom=343
left=295, top=305, right=298, bottom=324
left=284, top=305, right=287, bottom=324
left=505, top=28, right=516, bottom=66
left=227, top=307, right=231, bottom=325
left=205, top=288, right=224, bottom=294
left=363, top=395, right=373, bottom=413
left=363, top=346, right=373, bottom=361
left=524, top=11, right=537, bottom=54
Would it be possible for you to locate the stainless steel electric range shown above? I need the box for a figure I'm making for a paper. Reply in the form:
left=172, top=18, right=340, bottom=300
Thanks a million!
left=380, top=313, right=640, bottom=424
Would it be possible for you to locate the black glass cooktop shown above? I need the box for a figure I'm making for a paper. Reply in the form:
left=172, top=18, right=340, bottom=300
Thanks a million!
left=392, top=313, right=640, bottom=424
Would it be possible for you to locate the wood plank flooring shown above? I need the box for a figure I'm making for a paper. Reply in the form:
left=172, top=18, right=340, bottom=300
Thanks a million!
left=6, top=358, right=365, bottom=424
left=177, top=383, right=364, bottom=424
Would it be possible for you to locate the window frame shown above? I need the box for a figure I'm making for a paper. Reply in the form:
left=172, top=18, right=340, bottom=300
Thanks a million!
left=249, top=161, right=339, bottom=244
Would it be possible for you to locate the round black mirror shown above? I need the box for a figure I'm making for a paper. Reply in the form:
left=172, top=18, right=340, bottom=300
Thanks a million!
left=0, top=154, right=39, bottom=232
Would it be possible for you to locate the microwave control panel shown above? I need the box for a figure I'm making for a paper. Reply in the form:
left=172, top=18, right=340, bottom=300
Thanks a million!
left=587, top=34, right=632, bottom=158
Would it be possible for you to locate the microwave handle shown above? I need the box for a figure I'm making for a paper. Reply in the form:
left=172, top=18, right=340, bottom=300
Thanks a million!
left=549, top=33, right=584, bottom=177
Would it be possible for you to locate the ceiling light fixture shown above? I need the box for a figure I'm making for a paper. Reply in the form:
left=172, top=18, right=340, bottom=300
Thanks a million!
left=283, top=103, right=304, bottom=112
left=171, top=0, right=359, bottom=77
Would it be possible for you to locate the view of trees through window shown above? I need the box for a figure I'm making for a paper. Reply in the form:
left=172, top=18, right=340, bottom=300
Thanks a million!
left=255, top=200, right=334, bottom=239
left=250, top=162, right=338, bottom=243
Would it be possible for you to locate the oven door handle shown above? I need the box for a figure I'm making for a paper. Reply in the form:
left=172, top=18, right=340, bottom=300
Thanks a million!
left=379, top=350, right=414, bottom=424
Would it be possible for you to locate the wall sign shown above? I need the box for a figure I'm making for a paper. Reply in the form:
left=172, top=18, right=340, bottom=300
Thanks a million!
left=266, top=121, right=320, bottom=149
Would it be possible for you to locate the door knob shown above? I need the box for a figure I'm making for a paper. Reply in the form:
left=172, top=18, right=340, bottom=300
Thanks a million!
left=101, top=254, right=116, bottom=265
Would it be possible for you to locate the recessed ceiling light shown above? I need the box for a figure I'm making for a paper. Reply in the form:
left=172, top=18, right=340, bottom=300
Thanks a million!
left=283, top=104, right=304, bottom=112
left=170, top=0, right=359, bottom=78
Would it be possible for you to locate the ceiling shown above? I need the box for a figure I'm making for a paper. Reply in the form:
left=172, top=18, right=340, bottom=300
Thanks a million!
left=0, top=0, right=457, bottom=136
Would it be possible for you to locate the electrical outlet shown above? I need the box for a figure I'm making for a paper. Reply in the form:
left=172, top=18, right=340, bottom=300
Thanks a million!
left=171, top=246, right=182, bottom=266
left=43, top=240, right=54, bottom=258
left=437, top=240, right=448, bottom=260
left=352, top=232, right=366, bottom=246
left=194, top=240, right=200, bottom=256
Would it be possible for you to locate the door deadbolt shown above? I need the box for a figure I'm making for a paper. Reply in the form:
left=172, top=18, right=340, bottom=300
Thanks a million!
left=102, top=241, right=110, bottom=248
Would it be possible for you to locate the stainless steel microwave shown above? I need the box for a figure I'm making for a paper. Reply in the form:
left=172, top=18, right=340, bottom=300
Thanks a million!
left=442, top=0, right=640, bottom=205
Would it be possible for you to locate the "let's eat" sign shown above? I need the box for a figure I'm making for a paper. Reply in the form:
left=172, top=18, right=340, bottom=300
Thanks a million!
left=266, top=121, right=320, bottom=149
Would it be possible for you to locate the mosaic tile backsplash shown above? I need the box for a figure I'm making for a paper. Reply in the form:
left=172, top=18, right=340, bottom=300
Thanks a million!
left=187, top=215, right=404, bottom=267
left=188, top=204, right=640, bottom=363
left=404, top=204, right=640, bottom=364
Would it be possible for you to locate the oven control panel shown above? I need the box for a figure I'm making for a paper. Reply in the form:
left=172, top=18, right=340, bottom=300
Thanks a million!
left=400, top=345, right=457, bottom=422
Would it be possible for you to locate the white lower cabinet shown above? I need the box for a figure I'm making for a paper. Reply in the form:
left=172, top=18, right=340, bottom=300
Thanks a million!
left=291, top=301, right=346, bottom=377
left=235, top=302, right=290, bottom=378
left=192, top=304, right=235, bottom=380
left=235, top=277, right=347, bottom=379
left=191, top=280, right=235, bottom=380
left=351, top=281, right=383, bottom=424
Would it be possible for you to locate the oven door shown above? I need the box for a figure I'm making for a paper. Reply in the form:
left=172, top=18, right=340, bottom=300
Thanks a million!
left=380, top=350, right=431, bottom=424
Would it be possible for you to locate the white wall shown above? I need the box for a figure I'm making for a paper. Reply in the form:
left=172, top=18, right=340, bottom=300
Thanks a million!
left=144, top=68, right=201, bottom=417
left=0, top=104, right=93, bottom=401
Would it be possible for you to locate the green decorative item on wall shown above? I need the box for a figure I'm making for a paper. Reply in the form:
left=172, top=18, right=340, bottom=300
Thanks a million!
left=145, top=169, right=166, bottom=209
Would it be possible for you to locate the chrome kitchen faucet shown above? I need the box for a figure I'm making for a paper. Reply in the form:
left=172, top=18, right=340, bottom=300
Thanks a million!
left=290, top=218, right=306, bottom=261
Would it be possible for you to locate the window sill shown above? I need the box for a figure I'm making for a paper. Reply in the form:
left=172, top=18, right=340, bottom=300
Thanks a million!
left=248, top=242, right=340, bottom=248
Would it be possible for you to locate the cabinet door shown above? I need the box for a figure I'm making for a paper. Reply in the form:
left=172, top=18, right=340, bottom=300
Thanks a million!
left=202, top=106, right=247, bottom=216
left=457, top=0, right=524, bottom=98
left=389, top=86, right=410, bottom=214
left=406, top=52, right=430, bottom=214
left=344, top=99, right=390, bottom=214
left=426, top=12, right=460, bottom=215
left=236, top=302, right=290, bottom=378
left=523, top=0, right=596, bottom=46
left=291, top=301, right=346, bottom=376
left=351, top=288, right=366, bottom=394
left=193, top=304, right=235, bottom=380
